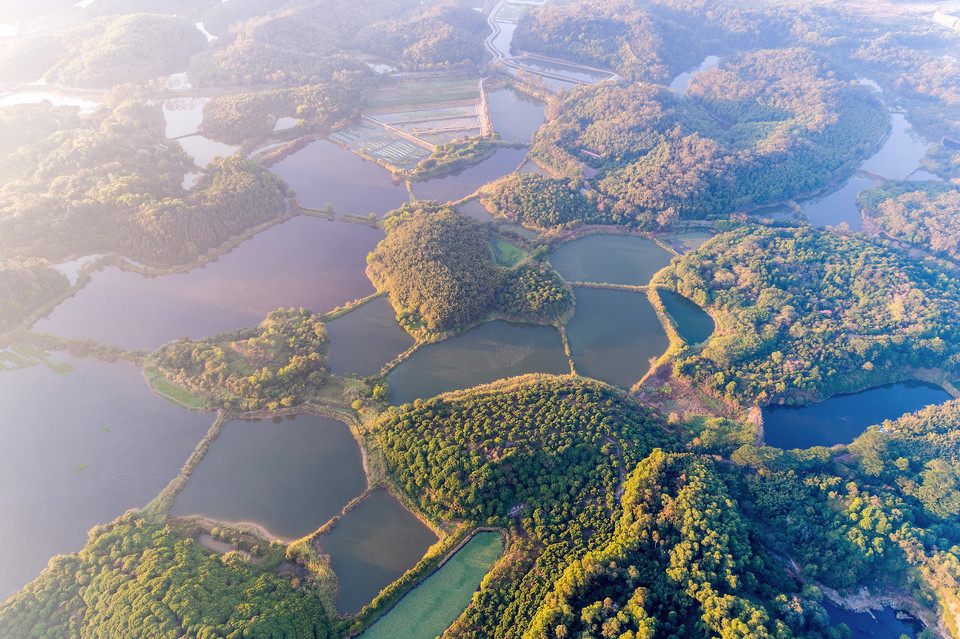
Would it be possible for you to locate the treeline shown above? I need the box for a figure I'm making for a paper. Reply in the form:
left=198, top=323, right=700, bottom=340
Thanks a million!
left=0, top=515, right=335, bottom=639
left=152, top=307, right=328, bottom=412
left=485, top=174, right=597, bottom=229
left=352, top=2, right=487, bottom=70
left=367, top=204, right=572, bottom=334
left=860, top=181, right=960, bottom=259
left=532, top=49, right=887, bottom=228
left=664, top=225, right=960, bottom=405
left=201, top=80, right=362, bottom=144
left=0, top=99, right=288, bottom=265
left=0, top=262, right=69, bottom=330
left=49, top=14, right=206, bottom=88
left=187, top=0, right=415, bottom=87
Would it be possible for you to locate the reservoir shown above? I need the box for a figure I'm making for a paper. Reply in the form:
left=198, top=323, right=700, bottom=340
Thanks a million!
left=271, top=139, right=410, bottom=216
left=550, top=235, right=673, bottom=285
left=486, top=87, right=545, bottom=142
left=325, top=297, right=415, bottom=377
left=170, top=415, right=367, bottom=540
left=411, top=146, right=528, bottom=203
left=32, top=217, right=382, bottom=350
left=318, top=489, right=439, bottom=614
left=763, top=381, right=951, bottom=449
left=387, top=320, right=569, bottom=405
left=566, top=288, right=668, bottom=388
left=659, top=290, right=714, bottom=345
left=0, top=354, right=211, bottom=599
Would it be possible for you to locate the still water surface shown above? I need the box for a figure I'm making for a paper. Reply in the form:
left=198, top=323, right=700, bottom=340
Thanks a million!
left=33, top=217, right=382, bottom=350
left=763, top=381, right=951, bottom=449
left=659, top=290, right=714, bottom=345
left=325, top=297, right=414, bottom=377
left=319, top=489, right=439, bottom=614
left=387, top=320, right=568, bottom=405
left=822, top=601, right=921, bottom=638
left=171, top=415, right=366, bottom=540
left=0, top=355, right=211, bottom=598
left=566, top=288, right=668, bottom=388
left=411, top=147, right=528, bottom=203
left=486, top=87, right=545, bottom=142
left=271, top=139, right=410, bottom=215
left=550, top=235, right=673, bottom=285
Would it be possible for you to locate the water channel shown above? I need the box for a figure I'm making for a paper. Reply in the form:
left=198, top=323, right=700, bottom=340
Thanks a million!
left=170, top=415, right=366, bottom=540
left=763, top=381, right=951, bottom=449
left=33, top=217, right=382, bottom=350
left=0, top=354, right=212, bottom=599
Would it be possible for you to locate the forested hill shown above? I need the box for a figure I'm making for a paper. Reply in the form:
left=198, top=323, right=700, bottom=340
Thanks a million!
left=532, top=49, right=886, bottom=228
left=664, top=225, right=960, bottom=405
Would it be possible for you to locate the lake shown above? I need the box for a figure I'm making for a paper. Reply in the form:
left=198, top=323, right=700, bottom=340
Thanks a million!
left=325, top=297, right=414, bottom=377
left=566, top=288, right=668, bottom=388
left=387, top=320, right=569, bottom=405
left=177, top=134, right=240, bottom=168
left=550, top=235, right=674, bottom=285
left=318, top=489, right=439, bottom=615
left=859, top=112, right=932, bottom=180
left=271, top=139, right=410, bottom=216
left=670, top=54, right=720, bottom=93
left=170, top=415, right=366, bottom=540
left=763, top=381, right=951, bottom=449
left=32, top=217, right=382, bottom=350
left=800, top=175, right=874, bottom=230
left=163, top=97, right=207, bottom=139
left=486, top=87, right=545, bottom=143
left=659, top=290, right=714, bottom=345
left=360, top=531, right=505, bottom=639
left=822, top=601, right=921, bottom=638
left=411, top=147, right=528, bottom=203
left=0, top=354, right=212, bottom=599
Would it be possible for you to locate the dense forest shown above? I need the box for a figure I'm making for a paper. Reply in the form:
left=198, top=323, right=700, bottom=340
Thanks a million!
left=485, top=174, right=597, bottom=229
left=0, top=515, right=335, bottom=639
left=531, top=49, right=887, bottom=228
left=368, top=203, right=572, bottom=335
left=0, top=99, right=288, bottom=265
left=352, top=3, right=488, bottom=70
left=664, top=225, right=960, bottom=405
left=859, top=181, right=960, bottom=259
left=151, top=308, right=328, bottom=412
left=0, top=262, right=69, bottom=330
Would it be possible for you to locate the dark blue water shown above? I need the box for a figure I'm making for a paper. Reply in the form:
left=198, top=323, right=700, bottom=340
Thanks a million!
left=763, top=381, right=951, bottom=449
left=822, top=601, right=922, bottom=638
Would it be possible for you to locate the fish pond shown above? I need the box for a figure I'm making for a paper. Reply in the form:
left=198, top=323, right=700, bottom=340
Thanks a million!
left=549, top=235, right=674, bottom=285
left=659, top=290, right=714, bottom=345
left=566, top=288, right=668, bottom=388
left=410, top=146, right=528, bottom=203
left=360, top=531, right=505, bottom=639
left=33, top=217, right=383, bottom=350
left=325, top=297, right=414, bottom=377
left=170, top=415, right=366, bottom=540
left=318, top=489, right=439, bottom=615
left=387, top=320, right=569, bottom=405
left=486, top=87, right=545, bottom=142
left=763, top=381, right=951, bottom=449
left=0, top=353, right=212, bottom=599
left=271, top=139, right=410, bottom=216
